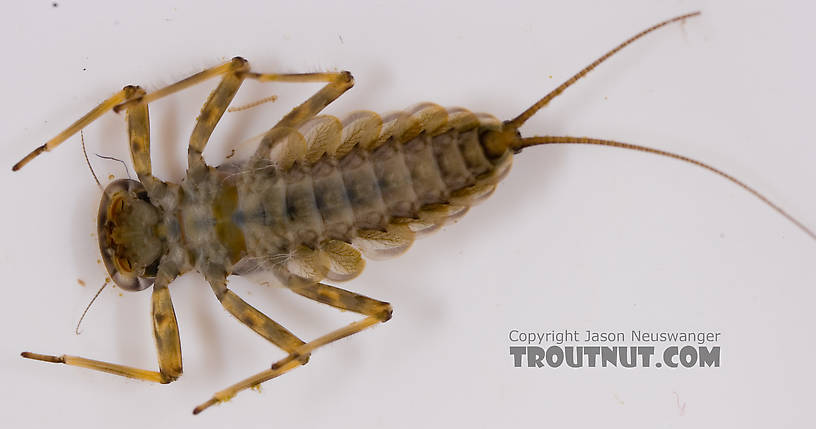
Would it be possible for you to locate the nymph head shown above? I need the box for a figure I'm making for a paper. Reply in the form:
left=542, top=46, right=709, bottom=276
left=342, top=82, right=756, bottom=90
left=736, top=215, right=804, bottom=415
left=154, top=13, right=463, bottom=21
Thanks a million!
left=97, top=179, right=164, bottom=291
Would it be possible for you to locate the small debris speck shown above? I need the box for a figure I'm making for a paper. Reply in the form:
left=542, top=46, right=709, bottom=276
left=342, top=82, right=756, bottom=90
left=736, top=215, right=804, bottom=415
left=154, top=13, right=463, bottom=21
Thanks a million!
left=673, top=391, right=686, bottom=416
left=108, top=174, right=115, bottom=180
left=77, top=279, right=86, bottom=286
left=52, top=2, right=58, bottom=7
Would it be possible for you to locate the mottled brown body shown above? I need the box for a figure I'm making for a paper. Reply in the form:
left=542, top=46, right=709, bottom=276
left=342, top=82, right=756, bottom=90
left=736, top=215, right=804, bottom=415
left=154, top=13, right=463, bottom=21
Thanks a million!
left=194, top=107, right=514, bottom=288
left=143, top=106, right=515, bottom=295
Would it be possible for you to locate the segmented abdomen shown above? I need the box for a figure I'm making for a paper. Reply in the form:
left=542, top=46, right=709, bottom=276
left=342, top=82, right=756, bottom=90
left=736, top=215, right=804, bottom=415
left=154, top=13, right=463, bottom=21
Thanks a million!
left=228, top=103, right=512, bottom=286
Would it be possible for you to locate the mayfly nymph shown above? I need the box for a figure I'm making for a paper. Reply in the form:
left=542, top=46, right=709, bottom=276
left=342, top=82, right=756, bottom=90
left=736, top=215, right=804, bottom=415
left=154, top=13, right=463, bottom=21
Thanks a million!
left=12, top=11, right=814, bottom=414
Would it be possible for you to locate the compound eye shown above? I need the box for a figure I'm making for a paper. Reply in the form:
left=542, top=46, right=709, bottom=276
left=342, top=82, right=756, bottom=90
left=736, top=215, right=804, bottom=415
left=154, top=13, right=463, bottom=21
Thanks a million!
left=114, top=254, right=133, bottom=273
left=109, top=195, right=126, bottom=219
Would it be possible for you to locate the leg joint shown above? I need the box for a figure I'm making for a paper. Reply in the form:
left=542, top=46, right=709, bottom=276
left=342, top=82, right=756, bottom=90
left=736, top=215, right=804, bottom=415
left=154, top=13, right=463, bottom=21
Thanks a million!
left=160, top=372, right=181, bottom=384
left=377, top=303, right=393, bottom=322
left=338, top=71, right=354, bottom=84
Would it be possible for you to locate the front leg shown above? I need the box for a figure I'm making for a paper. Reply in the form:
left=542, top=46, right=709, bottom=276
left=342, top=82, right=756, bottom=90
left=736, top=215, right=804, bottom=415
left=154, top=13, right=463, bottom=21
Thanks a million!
left=13, top=85, right=144, bottom=171
left=13, top=58, right=248, bottom=172
left=22, top=282, right=182, bottom=384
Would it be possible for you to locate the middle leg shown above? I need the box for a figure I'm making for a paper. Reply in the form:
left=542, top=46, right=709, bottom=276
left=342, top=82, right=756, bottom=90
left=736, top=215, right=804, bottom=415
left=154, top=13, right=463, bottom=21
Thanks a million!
left=208, top=279, right=307, bottom=356
left=245, top=71, right=355, bottom=165
left=193, top=282, right=392, bottom=414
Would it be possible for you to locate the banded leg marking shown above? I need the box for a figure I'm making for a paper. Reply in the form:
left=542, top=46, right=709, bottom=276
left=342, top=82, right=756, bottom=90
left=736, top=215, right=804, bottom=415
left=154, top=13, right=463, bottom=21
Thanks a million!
left=193, top=282, right=391, bottom=414
left=209, top=280, right=306, bottom=355
left=249, top=71, right=355, bottom=164
left=13, top=86, right=144, bottom=171
left=188, top=61, right=248, bottom=171
left=13, top=57, right=248, bottom=172
left=21, top=282, right=183, bottom=384
left=125, top=101, right=166, bottom=194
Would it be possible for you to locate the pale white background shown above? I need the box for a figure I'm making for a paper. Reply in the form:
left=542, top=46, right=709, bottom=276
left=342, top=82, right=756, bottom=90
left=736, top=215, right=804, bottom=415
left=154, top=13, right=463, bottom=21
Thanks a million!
left=1, top=1, right=814, bottom=427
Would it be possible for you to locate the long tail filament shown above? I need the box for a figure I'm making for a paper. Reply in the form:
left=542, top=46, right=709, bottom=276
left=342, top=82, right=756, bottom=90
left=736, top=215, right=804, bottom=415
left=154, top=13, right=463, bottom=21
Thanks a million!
left=516, top=136, right=816, bottom=241
left=508, top=11, right=700, bottom=129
